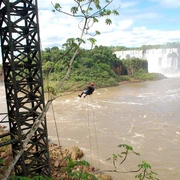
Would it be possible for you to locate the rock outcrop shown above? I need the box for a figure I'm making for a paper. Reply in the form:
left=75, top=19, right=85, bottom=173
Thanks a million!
left=0, top=126, right=111, bottom=180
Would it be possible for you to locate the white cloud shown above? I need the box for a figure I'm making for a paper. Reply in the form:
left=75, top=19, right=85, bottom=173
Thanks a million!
left=1, top=0, right=180, bottom=64
left=113, top=20, right=133, bottom=31
left=132, top=26, right=146, bottom=35
left=151, top=0, right=180, bottom=8
left=38, top=8, right=82, bottom=49
left=120, top=1, right=139, bottom=8
left=93, top=27, right=180, bottom=48
left=37, top=4, right=180, bottom=49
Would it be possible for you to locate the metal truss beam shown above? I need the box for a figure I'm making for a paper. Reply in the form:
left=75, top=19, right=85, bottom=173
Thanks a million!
left=0, top=0, right=51, bottom=177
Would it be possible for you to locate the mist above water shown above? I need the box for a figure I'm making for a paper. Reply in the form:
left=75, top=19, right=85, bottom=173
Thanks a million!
left=114, top=48, right=180, bottom=76
left=145, top=49, right=180, bottom=76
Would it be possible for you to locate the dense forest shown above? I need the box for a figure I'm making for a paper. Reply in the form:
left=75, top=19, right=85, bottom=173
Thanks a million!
left=2, top=42, right=176, bottom=93
left=110, top=41, right=180, bottom=52
left=41, top=45, right=165, bottom=93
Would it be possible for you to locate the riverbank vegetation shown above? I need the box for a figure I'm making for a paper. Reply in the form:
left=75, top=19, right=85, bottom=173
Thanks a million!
left=42, top=45, right=166, bottom=94
left=111, top=41, right=180, bottom=52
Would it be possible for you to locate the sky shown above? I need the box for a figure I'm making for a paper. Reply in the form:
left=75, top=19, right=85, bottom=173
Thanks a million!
left=37, top=0, right=180, bottom=49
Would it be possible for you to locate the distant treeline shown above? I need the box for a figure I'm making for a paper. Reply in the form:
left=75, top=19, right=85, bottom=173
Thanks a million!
left=110, top=41, right=180, bottom=52
left=41, top=45, right=164, bottom=93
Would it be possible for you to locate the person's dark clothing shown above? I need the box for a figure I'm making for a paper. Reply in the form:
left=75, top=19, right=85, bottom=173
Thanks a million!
left=85, top=86, right=94, bottom=95
left=78, top=85, right=94, bottom=98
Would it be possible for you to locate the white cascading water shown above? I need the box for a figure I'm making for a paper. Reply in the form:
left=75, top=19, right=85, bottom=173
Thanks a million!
left=114, top=48, right=180, bottom=76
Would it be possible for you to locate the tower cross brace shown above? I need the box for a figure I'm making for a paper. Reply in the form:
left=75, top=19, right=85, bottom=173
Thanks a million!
left=0, top=0, right=51, bottom=177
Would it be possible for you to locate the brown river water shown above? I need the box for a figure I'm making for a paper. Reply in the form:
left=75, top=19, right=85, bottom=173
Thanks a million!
left=0, top=76, right=180, bottom=180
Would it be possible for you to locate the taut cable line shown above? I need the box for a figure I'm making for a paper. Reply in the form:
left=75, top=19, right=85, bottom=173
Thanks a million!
left=86, top=95, right=100, bottom=168
left=87, top=96, right=93, bottom=165
left=51, top=102, right=61, bottom=147
left=90, top=95, right=101, bottom=169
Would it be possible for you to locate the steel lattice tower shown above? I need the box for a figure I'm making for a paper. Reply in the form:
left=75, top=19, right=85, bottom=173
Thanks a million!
left=0, top=0, right=51, bottom=177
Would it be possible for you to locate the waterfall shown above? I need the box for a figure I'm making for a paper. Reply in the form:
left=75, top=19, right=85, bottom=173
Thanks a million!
left=114, top=48, right=180, bottom=75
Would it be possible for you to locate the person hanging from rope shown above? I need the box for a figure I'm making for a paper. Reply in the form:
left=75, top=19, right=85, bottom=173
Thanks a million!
left=78, top=82, right=95, bottom=98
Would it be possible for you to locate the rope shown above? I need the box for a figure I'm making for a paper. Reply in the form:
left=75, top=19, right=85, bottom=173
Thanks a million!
left=51, top=102, right=61, bottom=147
left=87, top=96, right=93, bottom=165
left=90, top=95, right=101, bottom=169
left=46, top=77, right=61, bottom=147
left=86, top=95, right=100, bottom=168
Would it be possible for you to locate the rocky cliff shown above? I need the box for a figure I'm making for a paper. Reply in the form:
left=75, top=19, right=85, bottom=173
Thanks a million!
left=114, top=48, right=180, bottom=75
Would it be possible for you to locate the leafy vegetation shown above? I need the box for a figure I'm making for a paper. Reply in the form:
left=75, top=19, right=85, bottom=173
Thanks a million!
left=50, top=0, right=119, bottom=92
left=60, top=157, right=97, bottom=180
left=6, top=144, right=159, bottom=180
left=133, top=70, right=166, bottom=81
left=42, top=45, right=121, bottom=92
left=105, top=144, right=159, bottom=180
left=8, top=176, right=52, bottom=180
left=110, top=41, right=180, bottom=52
left=41, top=45, right=165, bottom=94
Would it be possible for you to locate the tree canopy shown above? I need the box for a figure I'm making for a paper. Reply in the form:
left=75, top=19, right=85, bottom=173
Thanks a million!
left=41, top=45, right=151, bottom=93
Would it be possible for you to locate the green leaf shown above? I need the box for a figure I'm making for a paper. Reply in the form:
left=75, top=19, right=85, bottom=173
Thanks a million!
left=106, top=157, right=111, bottom=161
left=113, top=153, right=118, bottom=160
left=68, top=159, right=75, bottom=168
left=133, top=151, right=140, bottom=156
left=55, top=3, right=61, bottom=9
left=93, top=17, right=99, bottom=23
left=106, top=9, right=111, bottom=15
left=0, top=158, right=3, bottom=164
left=76, top=159, right=90, bottom=166
left=105, top=18, right=112, bottom=25
left=82, top=10, right=86, bottom=14
left=99, top=11, right=104, bottom=16
left=88, top=38, right=97, bottom=45
left=143, top=161, right=152, bottom=169
left=138, top=161, right=152, bottom=169
left=8, top=176, right=30, bottom=180
left=95, top=30, right=100, bottom=35
left=135, top=173, right=142, bottom=179
left=118, top=144, right=133, bottom=151
left=93, top=0, right=101, bottom=9
left=112, top=10, right=119, bottom=15
left=88, top=7, right=93, bottom=11
left=76, top=38, right=85, bottom=44
left=71, top=6, right=78, bottom=14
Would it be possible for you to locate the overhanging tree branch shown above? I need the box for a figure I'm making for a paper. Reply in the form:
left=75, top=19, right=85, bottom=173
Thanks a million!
left=52, top=0, right=118, bottom=91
